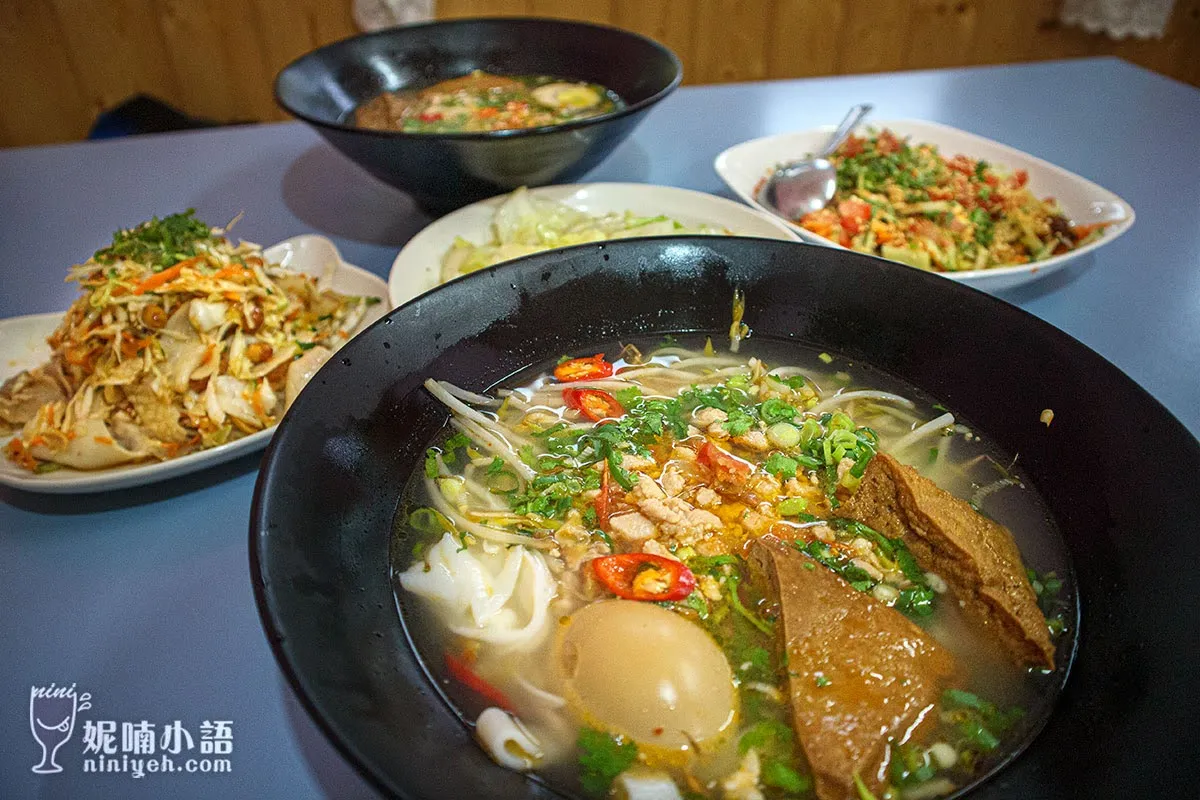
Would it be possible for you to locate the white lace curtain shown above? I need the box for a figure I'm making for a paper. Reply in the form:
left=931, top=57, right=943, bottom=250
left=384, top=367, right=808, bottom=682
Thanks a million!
left=1059, top=0, right=1178, bottom=38
left=354, top=0, right=433, bottom=31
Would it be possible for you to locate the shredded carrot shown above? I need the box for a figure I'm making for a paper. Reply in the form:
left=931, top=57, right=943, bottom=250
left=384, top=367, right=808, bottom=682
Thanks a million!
left=132, top=256, right=200, bottom=295
left=5, top=438, right=38, bottom=471
left=26, top=435, right=47, bottom=448
left=1071, top=222, right=1107, bottom=239
left=119, top=331, right=151, bottom=359
left=93, top=436, right=114, bottom=445
left=222, top=291, right=241, bottom=301
left=65, top=345, right=94, bottom=365
left=212, top=265, right=253, bottom=282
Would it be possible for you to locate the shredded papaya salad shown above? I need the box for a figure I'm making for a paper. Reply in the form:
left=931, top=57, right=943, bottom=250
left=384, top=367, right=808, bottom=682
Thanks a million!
left=1, top=211, right=377, bottom=472
left=790, top=129, right=1108, bottom=272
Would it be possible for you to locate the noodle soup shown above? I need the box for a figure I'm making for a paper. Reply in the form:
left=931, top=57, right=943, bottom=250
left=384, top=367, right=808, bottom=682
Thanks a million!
left=353, top=70, right=622, bottom=134
left=393, top=336, right=1075, bottom=800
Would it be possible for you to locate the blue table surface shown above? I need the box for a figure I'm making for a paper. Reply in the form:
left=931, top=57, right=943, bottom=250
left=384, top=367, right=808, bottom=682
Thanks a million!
left=2, top=56, right=1198, bottom=798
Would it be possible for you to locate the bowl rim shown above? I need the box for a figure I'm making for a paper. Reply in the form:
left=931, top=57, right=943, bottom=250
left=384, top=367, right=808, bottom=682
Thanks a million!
left=273, top=16, right=684, bottom=142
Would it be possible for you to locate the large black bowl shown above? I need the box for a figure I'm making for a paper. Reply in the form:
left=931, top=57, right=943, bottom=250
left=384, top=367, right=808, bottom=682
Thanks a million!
left=251, top=237, right=1200, bottom=799
left=275, top=18, right=681, bottom=212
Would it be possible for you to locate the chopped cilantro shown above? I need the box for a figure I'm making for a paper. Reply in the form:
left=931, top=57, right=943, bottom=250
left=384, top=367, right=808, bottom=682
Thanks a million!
left=763, top=452, right=799, bottom=480
left=94, top=209, right=217, bottom=270
left=577, top=728, right=637, bottom=796
left=613, top=386, right=642, bottom=406
left=723, top=408, right=756, bottom=436
left=769, top=372, right=807, bottom=390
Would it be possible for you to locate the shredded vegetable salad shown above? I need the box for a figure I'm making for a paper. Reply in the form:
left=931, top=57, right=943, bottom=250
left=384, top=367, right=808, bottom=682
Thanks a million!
left=1, top=211, right=379, bottom=472
left=440, top=187, right=731, bottom=282
left=786, top=129, right=1108, bottom=272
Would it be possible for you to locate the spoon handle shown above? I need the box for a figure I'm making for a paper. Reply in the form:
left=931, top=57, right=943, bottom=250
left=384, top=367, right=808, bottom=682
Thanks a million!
left=816, top=103, right=873, bottom=158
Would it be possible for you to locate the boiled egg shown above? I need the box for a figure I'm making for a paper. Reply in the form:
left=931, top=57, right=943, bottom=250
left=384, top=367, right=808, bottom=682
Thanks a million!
left=554, top=600, right=736, bottom=753
left=532, top=82, right=602, bottom=111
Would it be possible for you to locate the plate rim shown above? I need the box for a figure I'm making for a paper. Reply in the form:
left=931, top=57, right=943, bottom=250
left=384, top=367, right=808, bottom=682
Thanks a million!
left=0, top=233, right=388, bottom=494
left=713, top=118, right=1137, bottom=287
left=386, top=181, right=803, bottom=307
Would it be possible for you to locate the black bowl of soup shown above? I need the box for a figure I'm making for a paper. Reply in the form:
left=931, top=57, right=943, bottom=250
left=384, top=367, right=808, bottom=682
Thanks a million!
left=250, top=237, right=1200, bottom=799
left=274, top=18, right=682, bottom=212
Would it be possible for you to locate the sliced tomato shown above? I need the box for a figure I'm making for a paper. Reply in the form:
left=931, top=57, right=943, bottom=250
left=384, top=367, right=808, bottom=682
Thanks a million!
left=1011, top=169, right=1029, bottom=188
left=444, top=652, right=514, bottom=711
left=876, top=130, right=901, bottom=155
left=592, top=553, right=697, bottom=602
left=840, top=134, right=865, bottom=158
left=837, top=199, right=872, bottom=236
left=554, top=354, right=614, bottom=382
left=697, top=441, right=753, bottom=483
left=564, top=388, right=625, bottom=422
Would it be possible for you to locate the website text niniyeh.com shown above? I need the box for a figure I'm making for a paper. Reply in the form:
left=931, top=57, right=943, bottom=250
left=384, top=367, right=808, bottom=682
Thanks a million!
left=82, top=753, right=231, bottom=778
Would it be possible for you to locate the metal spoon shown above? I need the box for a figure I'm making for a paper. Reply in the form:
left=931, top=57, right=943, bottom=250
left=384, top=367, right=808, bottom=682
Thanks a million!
left=757, top=103, right=873, bottom=220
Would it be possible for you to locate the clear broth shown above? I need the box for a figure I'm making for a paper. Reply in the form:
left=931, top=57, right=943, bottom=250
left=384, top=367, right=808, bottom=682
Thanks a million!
left=391, top=334, right=1077, bottom=799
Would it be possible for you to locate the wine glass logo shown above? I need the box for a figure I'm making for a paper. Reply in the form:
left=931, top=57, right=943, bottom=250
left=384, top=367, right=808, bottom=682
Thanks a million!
left=30, top=684, right=91, bottom=774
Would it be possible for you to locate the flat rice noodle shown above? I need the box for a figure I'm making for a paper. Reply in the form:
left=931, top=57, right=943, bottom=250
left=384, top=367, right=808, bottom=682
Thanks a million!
left=833, top=453, right=1054, bottom=670
left=285, top=346, right=331, bottom=409
left=159, top=301, right=206, bottom=391
left=0, top=360, right=70, bottom=433
left=27, top=416, right=146, bottom=469
left=749, top=535, right=958, bottom=800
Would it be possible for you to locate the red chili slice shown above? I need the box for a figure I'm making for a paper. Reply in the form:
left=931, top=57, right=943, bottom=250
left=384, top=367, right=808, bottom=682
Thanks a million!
left=444, top=652, right=513, bottom=711
left=554, top=354, right=614, bottom=382
left=697, top=441, right=754, bottom=482
left=563, top=388, right=625, bottom=422
left=592, top=553, right=697, bottom=602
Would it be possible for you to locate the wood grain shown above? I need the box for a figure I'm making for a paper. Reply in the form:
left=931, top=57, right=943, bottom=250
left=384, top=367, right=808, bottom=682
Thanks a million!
left=2, top=0, right=1197, bottom=147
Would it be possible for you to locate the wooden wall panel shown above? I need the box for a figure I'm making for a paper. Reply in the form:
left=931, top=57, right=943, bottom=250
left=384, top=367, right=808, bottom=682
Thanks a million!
left=0, top=0, right=93, bottom=144
left=2, top=0, right=1198, bottom=148
left=690, top=1, right=775, bottom=83
left=766, top=0, right=845, bottom=78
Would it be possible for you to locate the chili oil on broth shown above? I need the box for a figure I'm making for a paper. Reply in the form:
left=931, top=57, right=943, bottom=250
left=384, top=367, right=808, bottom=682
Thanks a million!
left=390, top=335, right=1076, bottom=800
left=352, top=70, right=623, bottom=134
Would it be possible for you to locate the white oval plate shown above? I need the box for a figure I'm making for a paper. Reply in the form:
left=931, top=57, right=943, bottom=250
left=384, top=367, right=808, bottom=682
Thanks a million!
left=387, top=182, right=801, bottom=307
left=0, top=234, right=388, bottom=494
left=714, top=120, right=1136, bottom=292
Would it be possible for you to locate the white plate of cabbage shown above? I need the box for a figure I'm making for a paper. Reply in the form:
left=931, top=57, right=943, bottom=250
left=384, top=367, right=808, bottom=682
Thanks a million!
left=387, top=183, right=800, bottom=307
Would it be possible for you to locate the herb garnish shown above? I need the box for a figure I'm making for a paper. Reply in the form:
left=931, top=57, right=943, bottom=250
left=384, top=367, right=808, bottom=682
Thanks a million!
left=577, top=728, right=637, bottom=795
left=94, top=209, right=218, bottom=270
